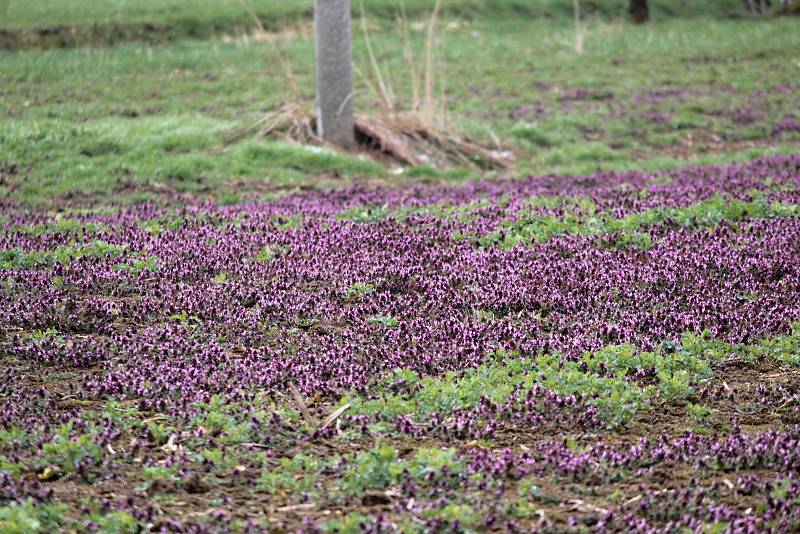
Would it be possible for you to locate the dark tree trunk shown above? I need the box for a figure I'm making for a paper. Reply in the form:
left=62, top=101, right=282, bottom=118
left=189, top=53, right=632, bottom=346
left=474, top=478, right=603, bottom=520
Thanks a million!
left=629, top=0, right=649, bottom=23
left=742, top=0, right=772, bottom=13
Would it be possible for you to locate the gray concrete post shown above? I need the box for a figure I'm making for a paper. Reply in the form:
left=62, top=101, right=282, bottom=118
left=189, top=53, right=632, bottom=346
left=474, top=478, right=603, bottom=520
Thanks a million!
left=314, top=0, right=356, bottom=150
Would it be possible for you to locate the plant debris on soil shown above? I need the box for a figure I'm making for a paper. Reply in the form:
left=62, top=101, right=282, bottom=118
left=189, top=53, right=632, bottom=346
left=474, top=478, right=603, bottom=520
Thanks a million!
left=2, top=154, right=800, bottom=532
left=226, top=102, right=514, bottom=172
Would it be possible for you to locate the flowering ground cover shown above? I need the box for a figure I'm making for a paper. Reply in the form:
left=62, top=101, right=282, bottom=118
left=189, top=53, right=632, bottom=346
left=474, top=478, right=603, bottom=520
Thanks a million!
left=1, top=154, right=800, bottom=532
left=3, top=4, right=800, bottom=531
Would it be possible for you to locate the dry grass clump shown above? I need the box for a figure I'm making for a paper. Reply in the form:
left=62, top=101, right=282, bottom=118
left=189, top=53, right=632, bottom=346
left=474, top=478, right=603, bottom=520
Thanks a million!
left=230, top=0, right=514, bottom=171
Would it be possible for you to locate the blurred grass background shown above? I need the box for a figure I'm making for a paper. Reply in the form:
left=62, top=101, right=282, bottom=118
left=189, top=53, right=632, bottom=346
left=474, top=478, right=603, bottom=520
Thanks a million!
left=2, top=0, right=755, bottom=32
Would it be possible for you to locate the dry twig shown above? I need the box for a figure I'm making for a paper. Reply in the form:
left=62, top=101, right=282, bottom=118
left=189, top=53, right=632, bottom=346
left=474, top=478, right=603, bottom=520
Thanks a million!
left=289, top=383, right=314, bottom=425
left=318, top=402, right=352, bottom=431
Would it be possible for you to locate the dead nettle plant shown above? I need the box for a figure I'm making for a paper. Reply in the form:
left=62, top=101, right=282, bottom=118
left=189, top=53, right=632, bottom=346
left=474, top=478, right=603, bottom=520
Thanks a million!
left=227, top=0, right=514, bottom=172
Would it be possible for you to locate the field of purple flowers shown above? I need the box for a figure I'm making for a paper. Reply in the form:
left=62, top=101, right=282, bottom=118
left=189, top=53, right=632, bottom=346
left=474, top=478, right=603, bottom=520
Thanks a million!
left=1, top=154, right=800, bottom=532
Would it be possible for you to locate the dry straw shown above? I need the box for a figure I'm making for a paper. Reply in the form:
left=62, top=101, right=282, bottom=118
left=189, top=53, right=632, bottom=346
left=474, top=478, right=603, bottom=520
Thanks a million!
left=229, top=0, right=513, bottom=171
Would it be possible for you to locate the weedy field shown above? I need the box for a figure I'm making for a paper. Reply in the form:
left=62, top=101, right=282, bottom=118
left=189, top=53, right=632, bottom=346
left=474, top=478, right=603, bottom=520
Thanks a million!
left=1, top=1, right=800, bottom=533
left=2, top=12, right=799, bottom=205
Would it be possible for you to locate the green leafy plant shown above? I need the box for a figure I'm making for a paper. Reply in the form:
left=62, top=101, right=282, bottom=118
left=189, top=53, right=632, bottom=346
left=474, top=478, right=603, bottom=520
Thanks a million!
left=346, top=282, right=375, bottom=299
left=658, top=369, right=694, bottom=400
left=189, top=395, right=252, bottom=445
left=422, top=504, right=482, bottom=531
left=367, top=315, right=399, bottom=328
left=10, top=217, right=110, bottom=236
left=83, top=511, right=140, bottom=534
left=348, top=349, right=649, bottom=428
left=257, top=453, right=323, bottom=496
left=478, top=195, right=800, bottom=250
left=101, top=402, right=141, bottom=428
left=337, top=205, right=392, bottom=224
left=169, top=310, right=202, bottom=325
left=254, top=244, right=289, bottom=263
left=114, top=255, right=160, bottom=274
left=138, top=216, right=184, bottom=235
left=686, top=402, right=714, bottom=425
left=0, top=241, right=127, bottom=270
left=195, top=447, right=237, bottom=470
left=341, top=445, right=402, bottom=496
left=0, top=500, right=66, bottom=534
left=340, top=446, right=463, bottom=497
left=22, top=328, right=61, bottom=342
left=273, top=214, right=304, bottom=230
left=756, top=322, right=800, bottom=366
left=37, top=423, right=104, bottom=480
left=136, top=465, right=180, bottom=493
left=145, top=420, right=172, bottom=446
left=346, top=332, right=738, bottom=429
left=322, top=512, right=374, bottom=534
left=472, top=309, right=496, bottom=322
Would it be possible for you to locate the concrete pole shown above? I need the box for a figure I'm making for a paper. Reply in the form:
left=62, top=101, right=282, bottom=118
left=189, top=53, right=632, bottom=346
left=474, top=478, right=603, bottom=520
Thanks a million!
left=314, top=0, right=356, bottom=150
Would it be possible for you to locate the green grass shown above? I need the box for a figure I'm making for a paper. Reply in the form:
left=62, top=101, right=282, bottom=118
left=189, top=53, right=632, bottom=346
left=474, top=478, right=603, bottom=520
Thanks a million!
left=1, top=15, right=798, bottom=206
left=1, top=0, right=756, bottom=33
